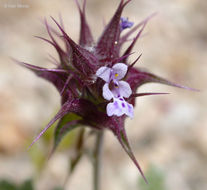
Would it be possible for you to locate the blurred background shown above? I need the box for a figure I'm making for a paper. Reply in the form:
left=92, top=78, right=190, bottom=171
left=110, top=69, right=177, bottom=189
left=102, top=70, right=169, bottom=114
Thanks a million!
left=0, top=0, right=206, bottom=189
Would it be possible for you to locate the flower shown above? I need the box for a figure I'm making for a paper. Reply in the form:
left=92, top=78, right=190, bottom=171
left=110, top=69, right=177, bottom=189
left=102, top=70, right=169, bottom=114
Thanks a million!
left=120, top=17, right=134, bottom=30
left=96, top=63, right=132, bottom=99
left=15, top=0, right=195, bottom=183
left=96, top=63, right=133, bottom=118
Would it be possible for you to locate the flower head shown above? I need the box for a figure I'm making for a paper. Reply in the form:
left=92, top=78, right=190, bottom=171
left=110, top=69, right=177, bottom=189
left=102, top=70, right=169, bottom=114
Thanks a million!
left=15, top=0, right=195, bottom=183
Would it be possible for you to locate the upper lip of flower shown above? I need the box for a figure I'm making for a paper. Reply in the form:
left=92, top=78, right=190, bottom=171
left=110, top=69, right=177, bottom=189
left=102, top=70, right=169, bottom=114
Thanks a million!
left=96, top=63, right=132, bottom=99
left=96, top=63, right=128, bottom=83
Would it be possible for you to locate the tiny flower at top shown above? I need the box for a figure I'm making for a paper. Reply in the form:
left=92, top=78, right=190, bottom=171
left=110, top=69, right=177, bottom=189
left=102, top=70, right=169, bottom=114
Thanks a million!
left=120, top=17, right=134, bottom=31
left=96, top=63, right=134, bottom=118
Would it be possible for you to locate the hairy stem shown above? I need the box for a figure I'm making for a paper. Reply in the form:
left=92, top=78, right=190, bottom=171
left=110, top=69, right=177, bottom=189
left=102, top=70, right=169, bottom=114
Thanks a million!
left=93, top=130, right=104, bottom=190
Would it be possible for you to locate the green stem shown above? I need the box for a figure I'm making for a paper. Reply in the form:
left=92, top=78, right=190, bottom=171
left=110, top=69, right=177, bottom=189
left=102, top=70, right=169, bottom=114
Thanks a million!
left=93, top=130, right=104, bottom=190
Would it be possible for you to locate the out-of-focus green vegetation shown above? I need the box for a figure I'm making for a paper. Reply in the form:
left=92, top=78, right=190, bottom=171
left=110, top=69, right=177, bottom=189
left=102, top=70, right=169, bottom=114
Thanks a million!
left=0, top=179, right=64, bottom=190
left=138, top=165, right=166, bottom=190
left=0, top=179, right=33, bottom=190
left=52, top=187, right=64, bottom=190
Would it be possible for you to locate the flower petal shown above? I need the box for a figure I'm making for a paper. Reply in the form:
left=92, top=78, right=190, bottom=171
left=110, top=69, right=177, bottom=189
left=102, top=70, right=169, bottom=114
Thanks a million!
left=106, top=98, right=134, bottom=118
left=103, top=83, right=114, bottom=100
left=96, top=66, right=111, bottom=82
left=120, top=17, right=134, bottom=30
left=118, top=98, right=134, bottom=118
left=118, top=81, right=132, bottom=98
left=126, top=103, right=134, bottom=118
left=112, top=63, right=128, bottom=80
left=106, top=100, right=123, bottom=117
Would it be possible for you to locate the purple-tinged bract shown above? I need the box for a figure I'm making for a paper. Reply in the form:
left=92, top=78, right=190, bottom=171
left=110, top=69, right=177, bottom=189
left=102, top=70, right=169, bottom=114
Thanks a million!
left=16, top=0, right=195, bottom=183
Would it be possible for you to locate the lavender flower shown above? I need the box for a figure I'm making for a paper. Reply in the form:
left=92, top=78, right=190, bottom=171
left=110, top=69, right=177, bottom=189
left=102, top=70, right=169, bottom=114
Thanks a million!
left=120, top=17, right=134, bottom=30
left=96, top=63, right=131, bottom=99
left=15, top=0, right=195, bottom=183
left=96, top=63, right=133, bottom=118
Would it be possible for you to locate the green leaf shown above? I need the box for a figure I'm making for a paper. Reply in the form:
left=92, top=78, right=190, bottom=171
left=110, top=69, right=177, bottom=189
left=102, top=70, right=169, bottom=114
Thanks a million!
left=51, top=113, right=82, bottom=155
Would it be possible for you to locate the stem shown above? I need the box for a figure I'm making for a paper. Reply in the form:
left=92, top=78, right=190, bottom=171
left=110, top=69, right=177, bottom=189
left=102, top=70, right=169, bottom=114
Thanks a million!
left=93, top=130, right=104, bottom=190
